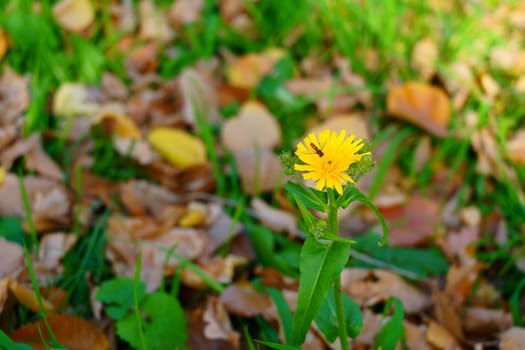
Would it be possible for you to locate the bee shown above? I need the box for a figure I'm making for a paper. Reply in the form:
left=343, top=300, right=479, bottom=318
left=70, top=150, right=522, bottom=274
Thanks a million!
left=310, top=142, right=324, bottom=157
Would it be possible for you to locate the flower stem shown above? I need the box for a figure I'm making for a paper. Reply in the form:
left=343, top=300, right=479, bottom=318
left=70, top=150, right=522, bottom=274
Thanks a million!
left=327, top=190, right=349, bottom=350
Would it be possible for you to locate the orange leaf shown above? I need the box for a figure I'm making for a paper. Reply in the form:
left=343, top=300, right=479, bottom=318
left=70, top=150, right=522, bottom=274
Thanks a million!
left=387, top=81, right=450, bottom=137
left=9, top=281, right=54, bottom=313
left=11, top=314, right=109, bottom=350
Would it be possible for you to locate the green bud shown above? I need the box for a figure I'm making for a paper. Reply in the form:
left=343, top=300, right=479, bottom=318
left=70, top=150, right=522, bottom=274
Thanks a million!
left=280, top=151, right=298, bottom=176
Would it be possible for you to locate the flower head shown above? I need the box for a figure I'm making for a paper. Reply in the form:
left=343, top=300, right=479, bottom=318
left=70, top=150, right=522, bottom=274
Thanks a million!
left=294, top=129, right=368, bottom=194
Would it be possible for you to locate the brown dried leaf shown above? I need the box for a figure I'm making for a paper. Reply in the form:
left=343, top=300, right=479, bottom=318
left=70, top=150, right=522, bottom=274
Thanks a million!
left=463, top=307, right=512, bottom=335
left=500, top=327, right=525, bottom=350
left=227, top=49, right=284, bottom=89
left=433, top=290, right=464, bottom=341
left=354, top=309, right=383, bottom=345
left=341, top=269, right=431, bottom=314
left=38, top=233, right=77, bottom=271
left=404, top=321, right=431, bottom=350
left=52, top=0, right=95, bottom=32
left=0, top=278, right=9, bottom=314
left=22, top=134, right=64, bottom=180
left=0, top=66, right=29, bottom=124
left=220, top=282, right=272, bottom=317
left=507, top=128, right=525, bottom=165
left=233, top=148, right=282, bottom=195
left=11, top=314, right=109, bottom=350
left=138, top=0, right=174, bottom=41
left=119, top=180, right=180, bottom=218
left=0, top=124, right=17, bottom=152
left=181, top=255, right=247, bottom=289
left=203, top=297, right=240, bottom=347
left=412, top=37, right=438, bottom=81
left=378, top=194, right=441, bottom=246
left=426, top=321, right=462, bottom=350
left=251, top=198, right=298, bottom=237
left=221, top=101, right=281, bottom=152
left=0, top=238, right=24, bottom=279
left=387, top=81, right=450, bottom=137
left=179, top=67, right=219, bottom=126
left=169, top=0, right=204, bottom=27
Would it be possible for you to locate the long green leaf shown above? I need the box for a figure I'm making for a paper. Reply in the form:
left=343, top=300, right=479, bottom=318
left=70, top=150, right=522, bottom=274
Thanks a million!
left=285, top=182, right=328, bottom=212
left=353, top=191, right=388, bottom=245
left=291, top=237, right=351, bottom=344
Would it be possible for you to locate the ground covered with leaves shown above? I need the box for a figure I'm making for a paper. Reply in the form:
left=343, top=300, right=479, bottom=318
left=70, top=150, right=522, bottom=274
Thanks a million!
left=1, top=0, right=525, bottom=349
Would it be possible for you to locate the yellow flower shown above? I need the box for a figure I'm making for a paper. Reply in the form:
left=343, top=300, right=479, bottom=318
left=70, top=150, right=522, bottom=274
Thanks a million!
left=294, top=129, right=367, bottom=194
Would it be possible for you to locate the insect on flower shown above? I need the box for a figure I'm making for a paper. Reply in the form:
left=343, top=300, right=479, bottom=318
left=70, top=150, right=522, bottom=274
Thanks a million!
left=294, top=129, right=368, bottom=194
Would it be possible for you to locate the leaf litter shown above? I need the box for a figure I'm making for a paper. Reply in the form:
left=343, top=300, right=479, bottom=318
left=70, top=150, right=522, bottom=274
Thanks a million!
left=0, top=1, right=524, bottom=349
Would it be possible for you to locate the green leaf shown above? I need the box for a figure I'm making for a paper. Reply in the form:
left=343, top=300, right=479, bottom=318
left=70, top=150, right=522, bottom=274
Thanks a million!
left=314, top=289, right=363, bottom=343
left=0, top=217, right=25, bottom=245
left=95, top=277, right=146, bottom=320
left=352, top=234, right=449, bottom=278
left=245, top=222, right=297, bottom=277
left=285, top=182, right=328, bottom=212
left=266, top=287, right=293, bottom=344
left=0, top=329, right=34, bottom=350
left=117, top=292, right=188, bottom=350
left=291, top=237, right=351, bottom=344
left=374, top=298, right=405, bottom=350
left=255, top=340, right=299, bottom=350
left=335, top=185, right=359, bottom=209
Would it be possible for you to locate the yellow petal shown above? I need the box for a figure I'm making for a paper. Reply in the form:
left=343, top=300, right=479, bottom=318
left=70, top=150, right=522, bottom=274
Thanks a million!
left=148, top=127, right=207, bottom=168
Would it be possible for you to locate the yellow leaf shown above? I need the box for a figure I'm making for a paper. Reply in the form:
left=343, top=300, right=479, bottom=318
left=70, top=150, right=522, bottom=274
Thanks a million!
left=148, top=127, right=207, bottom=168
left=9, top=281, right=54, bottom=313
left=179, top=209, right=206, bottom=227
left=0, top=167, right=5, bottom=187
left=52, top=0, right=95, bottom=33
left=0, top=28, right=9, bottom=61
left=98, top=112, right=141, bottom=139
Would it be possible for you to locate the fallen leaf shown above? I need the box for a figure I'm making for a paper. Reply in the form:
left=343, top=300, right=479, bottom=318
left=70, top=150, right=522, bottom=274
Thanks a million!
left=433, top=290, right=464, bottom=341
left=233, top=148, right=283, bottom=195
left=113, top=137, right=158, bottom=165
left=53, top=82, right=98, bottom=117
left=179, top=203, right=207, bottom=228
left=507, top=128, right=525, bottom=165
left=463, top=307, right=513, bottom=335
left=221, top=101, right=281, bottom=152
left=308, top=113, right=370, bottom=141
left=9, top=281, right=53, bottom=313
left=0, top=124, right=17, bottom=152
left=0, top=66, right=29, bottom=123
left=0, top=28, right=8, bottom=60
left=412, top=37, right=439, bottom=81
left=354, top=309, right=383, bottom=345
left=480, top=73, right=501, bottom=99
left=0, top=278, right=9, bottom=314
left=38, top=233, right=77, bottom=271
left=168, top=0, right=204, bottom=27
left=148, top=127, right=207, bottom=168
left=0, top=238, right=24, bottom=279
left=203, top=298, right=240, bottom=347
left=138, top=0, right=174, bottom=42
left=404, top=321, right=431, bottom=350
left=181, top=255, right=247, bottom=289
left=341, top=268, right=431, bottom=314
left=219, top=282, right=272, bottom=317
left=97, top=112, right=141, bottom=139
left=11, top=314, right=109, bottom=350
left=426, top=321, right=462, bottom=350
left=179, top=67, right=220, bottom=127
left=0, top=166, right=5, bottom=186
left=378, top=194, right=441, bottom=246
left=52, top=0, right=95, bottom=32
left=119, top=180, right=180, bottom=218
left=227, top=49, right=284, bottom=89
left=387, top=81, right=450, bottom=137
left=500, top=327, right=525, bottom=350
left=251, top=198, right=298, bottom=237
